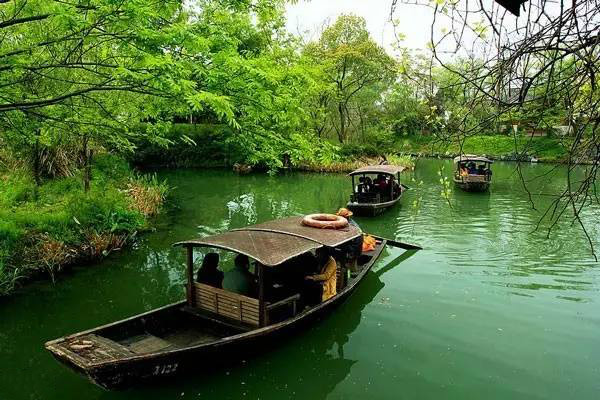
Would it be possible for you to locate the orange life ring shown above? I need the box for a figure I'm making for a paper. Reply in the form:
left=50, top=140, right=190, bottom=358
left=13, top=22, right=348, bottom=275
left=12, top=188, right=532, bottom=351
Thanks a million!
left=302, top=213, right=348, bottom=229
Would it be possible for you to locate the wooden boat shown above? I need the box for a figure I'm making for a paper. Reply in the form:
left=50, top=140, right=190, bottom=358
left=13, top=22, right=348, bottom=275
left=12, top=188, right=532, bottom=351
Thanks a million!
left=346, top=165, right=406, bottom=216
left=45, top=216, right=400, bottom=390
left=453, top=154, right=493, bottom=192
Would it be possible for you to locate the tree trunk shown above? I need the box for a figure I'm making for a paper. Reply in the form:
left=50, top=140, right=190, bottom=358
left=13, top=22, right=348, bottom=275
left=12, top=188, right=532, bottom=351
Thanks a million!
left=82, top=135, right=92, bottom=192
left=32, top=134, right=41, bottom=187
left=338, top=102, right=346, bottom=143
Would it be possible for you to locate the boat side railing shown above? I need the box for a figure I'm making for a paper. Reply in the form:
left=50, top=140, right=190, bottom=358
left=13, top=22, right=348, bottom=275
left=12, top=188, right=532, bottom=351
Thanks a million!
left=265, top=294, right=300, bottom=325
left=455, top=173, right=491, bottom=182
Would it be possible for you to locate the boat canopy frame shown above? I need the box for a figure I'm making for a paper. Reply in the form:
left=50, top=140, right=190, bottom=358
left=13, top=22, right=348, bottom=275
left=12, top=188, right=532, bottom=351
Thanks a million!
left=174, top=216, right=362, bottom=326
left=174, top=216, right=361, bottom=267
left=348, top=164, right=405, bottom=176
left=348, top=165, right=403, bottom=202
left=453, top=154, right=494, bottom=164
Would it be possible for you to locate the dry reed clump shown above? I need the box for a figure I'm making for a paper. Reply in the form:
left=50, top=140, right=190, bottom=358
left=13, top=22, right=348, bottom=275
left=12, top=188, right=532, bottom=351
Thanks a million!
left=23, top=234, right=76, bottom=281
left=126, top=175, right=168, bottom=217
left=84, top=231, right=128, bottom=258
left=297, top=155, right=415, bottom=173
left=0, top=146, right=24, bottom=174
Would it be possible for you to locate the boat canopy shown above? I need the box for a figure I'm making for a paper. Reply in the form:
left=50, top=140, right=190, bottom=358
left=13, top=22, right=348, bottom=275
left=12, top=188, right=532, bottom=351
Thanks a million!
left=453, top=154, right=493, bottom=164
left=174, top=216, right=361, bottom=267
left=349, top=165, right=405, bottom=176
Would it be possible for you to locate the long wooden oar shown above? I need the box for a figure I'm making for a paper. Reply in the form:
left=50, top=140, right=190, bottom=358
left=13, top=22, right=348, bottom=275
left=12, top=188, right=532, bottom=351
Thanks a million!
left=375, top=248, right=419, bottom=277
left=372, top=235, right=422, bottom=250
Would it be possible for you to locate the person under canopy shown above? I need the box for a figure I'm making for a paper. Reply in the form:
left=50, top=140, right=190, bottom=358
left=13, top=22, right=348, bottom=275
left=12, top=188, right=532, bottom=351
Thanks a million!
left=305, top=248, right=337, bottom=302
left=467, top=162, right=477, bottom=174
left=223, top=254, right=256, bottom=297
left=196, top=252, right=224, bottom=288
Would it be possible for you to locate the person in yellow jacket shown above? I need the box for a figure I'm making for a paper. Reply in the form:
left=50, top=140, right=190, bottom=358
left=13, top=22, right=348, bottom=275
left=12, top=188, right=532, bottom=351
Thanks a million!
left=305, top=248, right=337, bottom=302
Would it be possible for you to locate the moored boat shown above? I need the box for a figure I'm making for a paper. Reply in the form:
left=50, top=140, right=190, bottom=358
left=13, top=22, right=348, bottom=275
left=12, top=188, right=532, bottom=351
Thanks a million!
left=453, top=155, right=493, bottom=192
left=346, top=165, right=406, bottom=216
left=44, top=216, right=418, bottom=390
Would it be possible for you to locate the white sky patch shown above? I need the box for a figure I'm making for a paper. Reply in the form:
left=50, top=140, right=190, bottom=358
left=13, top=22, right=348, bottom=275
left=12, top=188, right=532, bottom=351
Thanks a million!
left=284, top=0, right=530, bottom=60
left=285, top=0, right=437, bottom=55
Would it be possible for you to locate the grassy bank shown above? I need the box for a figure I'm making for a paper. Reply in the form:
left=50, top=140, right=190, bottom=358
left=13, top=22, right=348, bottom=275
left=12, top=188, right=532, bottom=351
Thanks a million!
left=393, top=134, right=569, bottom=162
left=0, top=154, right=167, bottom=296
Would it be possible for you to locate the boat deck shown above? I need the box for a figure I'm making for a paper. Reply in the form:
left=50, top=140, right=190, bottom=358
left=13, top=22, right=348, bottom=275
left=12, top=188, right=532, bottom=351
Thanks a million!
left=119, top=328, right=220, bottom=354
left=48, top=334, right=135, bottom=368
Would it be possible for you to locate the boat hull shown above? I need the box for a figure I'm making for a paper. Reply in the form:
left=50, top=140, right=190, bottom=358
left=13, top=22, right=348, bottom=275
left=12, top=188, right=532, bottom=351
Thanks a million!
left=347, top=196, right=402, bottom=217
left=75, top=291, right=354, bottom=389
left=46, top=243, right=387, bottom=390
left=453, top=178, right=490, bottom=192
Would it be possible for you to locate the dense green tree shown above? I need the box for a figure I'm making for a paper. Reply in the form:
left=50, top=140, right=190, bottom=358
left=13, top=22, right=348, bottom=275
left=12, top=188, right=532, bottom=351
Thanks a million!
left=304, top=15, right=397, bottom=143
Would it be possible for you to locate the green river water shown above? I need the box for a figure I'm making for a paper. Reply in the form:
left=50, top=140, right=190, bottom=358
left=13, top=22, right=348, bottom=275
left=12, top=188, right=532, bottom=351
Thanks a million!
left=0, top=159, right=599, bottom=399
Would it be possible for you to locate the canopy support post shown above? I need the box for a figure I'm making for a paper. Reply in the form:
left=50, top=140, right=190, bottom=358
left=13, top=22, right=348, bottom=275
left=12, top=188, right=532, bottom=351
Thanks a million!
left=258, top=264, right=266, bottom=327
left=186, top=245, right=194, bottom=306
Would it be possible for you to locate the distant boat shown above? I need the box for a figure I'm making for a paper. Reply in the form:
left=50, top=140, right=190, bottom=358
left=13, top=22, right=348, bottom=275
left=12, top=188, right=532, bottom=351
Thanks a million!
left=346, top=165, right=406, bottom=216
left=453, top=154, right=493, bottom=192
left=530, top=156, right=539, bottom=163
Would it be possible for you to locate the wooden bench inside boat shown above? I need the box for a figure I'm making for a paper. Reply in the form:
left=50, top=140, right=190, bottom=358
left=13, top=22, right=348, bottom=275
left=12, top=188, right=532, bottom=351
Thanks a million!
left=191, top=282, right=302, bottom=327
left=193, top=282, right=260, bottom=326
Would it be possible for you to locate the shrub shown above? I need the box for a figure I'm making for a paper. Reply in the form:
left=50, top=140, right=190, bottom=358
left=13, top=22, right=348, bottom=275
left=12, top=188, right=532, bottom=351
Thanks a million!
left=0, top=153, right=166, bottom=296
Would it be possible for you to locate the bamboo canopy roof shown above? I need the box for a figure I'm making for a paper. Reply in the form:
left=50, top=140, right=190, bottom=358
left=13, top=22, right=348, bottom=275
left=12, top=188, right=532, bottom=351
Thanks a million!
left=453, top=154, right=494, bottom=164
left=349, top=165, right=405, bottom=176
left=174, top=216, right=361, bottom=267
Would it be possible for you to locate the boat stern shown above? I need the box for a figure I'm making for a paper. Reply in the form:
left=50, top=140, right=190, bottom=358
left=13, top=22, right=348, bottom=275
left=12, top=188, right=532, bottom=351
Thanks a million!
left=45, top=334, right=137, bottom=389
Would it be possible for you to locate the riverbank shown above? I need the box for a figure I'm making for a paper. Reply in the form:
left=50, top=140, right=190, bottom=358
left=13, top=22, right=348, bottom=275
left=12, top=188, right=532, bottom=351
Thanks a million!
left=129, top=124, right=571, bottom=172
left=0, top=154, right=167, bottom=296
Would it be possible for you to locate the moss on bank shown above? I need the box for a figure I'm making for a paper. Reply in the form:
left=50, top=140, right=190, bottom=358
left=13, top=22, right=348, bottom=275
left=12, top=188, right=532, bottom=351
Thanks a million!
left=0, top=154, right=167, bottom=296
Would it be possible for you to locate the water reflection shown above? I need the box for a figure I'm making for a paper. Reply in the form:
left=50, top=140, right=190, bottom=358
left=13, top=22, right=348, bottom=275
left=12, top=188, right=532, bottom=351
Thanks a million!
left=391, top=160, right=600, bottom=299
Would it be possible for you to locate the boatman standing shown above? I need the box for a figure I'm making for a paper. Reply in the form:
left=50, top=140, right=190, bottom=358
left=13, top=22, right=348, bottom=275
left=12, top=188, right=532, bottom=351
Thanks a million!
left=335, top=208, right=364, bottom=274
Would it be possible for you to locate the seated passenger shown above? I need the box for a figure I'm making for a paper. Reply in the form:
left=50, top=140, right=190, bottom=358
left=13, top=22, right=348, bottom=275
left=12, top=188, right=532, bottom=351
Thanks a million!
left=196, top=252, right=224, bottom=288
left=459, top=163, right=469, bottom=177
left=477, top=164, right=486, bottom=175
left=356, top=177, right=366, bottom=194
left=467, top=162, right=477, bottom=174
left=375, top=174, right=389, bottom=196
left=223, top=254, right=256, bottom=297
left=364, top=177, right=373, bottom=193
left=305, top=248, right=337, bottom=302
